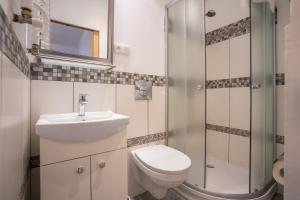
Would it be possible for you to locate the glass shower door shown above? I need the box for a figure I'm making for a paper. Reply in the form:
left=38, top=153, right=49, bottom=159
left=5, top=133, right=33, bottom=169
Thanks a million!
left=251, top=1, right=275, bottom=192
left=166, top=0, right=206, bottom=189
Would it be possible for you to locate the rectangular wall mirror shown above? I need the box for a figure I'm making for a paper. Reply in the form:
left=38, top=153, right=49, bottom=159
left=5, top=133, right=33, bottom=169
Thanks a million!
left=36, top=0, right=114, bottom=66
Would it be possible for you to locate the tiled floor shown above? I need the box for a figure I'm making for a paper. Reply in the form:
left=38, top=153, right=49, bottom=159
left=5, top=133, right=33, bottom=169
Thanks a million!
left=133, top=191, right=283, bottom=200
left=133, top=191, right=185, bottom=200
left=272, top=194, right=283, bottom=200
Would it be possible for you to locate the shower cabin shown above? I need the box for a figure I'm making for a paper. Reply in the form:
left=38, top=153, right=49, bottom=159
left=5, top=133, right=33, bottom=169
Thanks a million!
left=166, top=0, right=276, bottom=199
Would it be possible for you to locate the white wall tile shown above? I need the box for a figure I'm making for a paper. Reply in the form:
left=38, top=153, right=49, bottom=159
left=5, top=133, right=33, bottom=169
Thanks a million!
left=276, top=0, right=290, bottom=74
left=116, top=85, right=147, bottom=138
left=31, top=81, right=73, bottom=156
left=73, top=82, right=116, bottom=112
left=230, top=34, right=250, bottom=78
left=0, top=54, right=30, bottom=200
left=285, top=1, right=300, bottom=197
left=277, top=85, right=285, bottom=136
left=206, top=130, right=229, bottom=162
left=207, top=88, right=229, bottom=126
left=207, top=40, right=229, bottom=80
left=229, top=135, right=250, bottom=168
left=148, top=86, right=166, bottom=134
left=114, top=0, right=166, bottom=76
left=230, top=87, right=250, bottom=130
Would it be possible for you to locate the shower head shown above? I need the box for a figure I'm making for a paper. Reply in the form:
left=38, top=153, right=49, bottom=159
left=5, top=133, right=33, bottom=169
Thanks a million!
left=206, top=10, right=216, bottom=17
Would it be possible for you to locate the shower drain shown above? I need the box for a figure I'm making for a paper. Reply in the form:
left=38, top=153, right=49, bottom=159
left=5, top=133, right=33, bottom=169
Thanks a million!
left=206, top=164, right=215, bottom=168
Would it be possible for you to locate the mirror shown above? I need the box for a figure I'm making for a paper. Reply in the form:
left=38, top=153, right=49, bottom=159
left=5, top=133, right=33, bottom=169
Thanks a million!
left=37, top=0, right=114, bottom=65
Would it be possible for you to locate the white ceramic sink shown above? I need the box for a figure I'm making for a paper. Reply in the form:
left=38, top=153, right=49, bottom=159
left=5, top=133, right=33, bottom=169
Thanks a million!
left=35, top=111, right=129, bottom=143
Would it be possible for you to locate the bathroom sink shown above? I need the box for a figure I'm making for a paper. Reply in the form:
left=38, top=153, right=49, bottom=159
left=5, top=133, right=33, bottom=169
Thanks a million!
left=35, top=111, right=129, bottom=143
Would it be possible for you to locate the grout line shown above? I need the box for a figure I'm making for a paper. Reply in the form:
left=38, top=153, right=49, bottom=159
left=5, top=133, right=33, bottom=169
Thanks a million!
left=228, top=38, right=231, bottom=164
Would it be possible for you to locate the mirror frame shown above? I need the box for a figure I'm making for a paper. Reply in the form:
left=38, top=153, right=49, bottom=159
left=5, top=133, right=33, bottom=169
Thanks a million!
left=38, top=0, right=114, bottom=66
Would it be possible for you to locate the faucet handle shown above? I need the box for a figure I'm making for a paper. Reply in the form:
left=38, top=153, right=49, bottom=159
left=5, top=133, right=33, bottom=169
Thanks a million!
left=79, top=94, right=88, bottom=102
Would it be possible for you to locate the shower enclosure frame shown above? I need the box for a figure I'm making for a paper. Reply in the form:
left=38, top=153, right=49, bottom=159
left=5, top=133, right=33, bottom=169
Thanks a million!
left=165, top=0, right=277, bottom=199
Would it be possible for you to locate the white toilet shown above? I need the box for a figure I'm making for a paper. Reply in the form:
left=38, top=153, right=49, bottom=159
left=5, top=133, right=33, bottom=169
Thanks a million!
left=131, top=145, right=191, bottom=199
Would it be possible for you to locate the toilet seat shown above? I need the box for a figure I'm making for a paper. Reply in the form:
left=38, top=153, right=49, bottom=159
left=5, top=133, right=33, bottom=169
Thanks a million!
left=133, top=145, right=191, bottom=175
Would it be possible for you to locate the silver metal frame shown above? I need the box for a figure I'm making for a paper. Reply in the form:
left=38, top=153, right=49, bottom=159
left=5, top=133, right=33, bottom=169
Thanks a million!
left=174, top=180, right=276, bottom=200
left=37, top=0, right=115, bottom=68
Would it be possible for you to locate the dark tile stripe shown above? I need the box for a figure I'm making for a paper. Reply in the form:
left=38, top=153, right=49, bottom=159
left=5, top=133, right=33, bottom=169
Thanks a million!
left=127, top=132, right=167, bottom=147
left=206, top=17, right=250, bottom=46
left=0, top=6, right=30, bottom=77
left=276, top=135, right=284, bottom=144
left=31, top=63, right=166, bottom=86
left=206, top=77, right=250, bottom=89
left=207, top=124, right=285, bottom=143
left=206, top=123, right=250, bottom=137
left=276, top=73, right=285, bottom=85
left=207, top=74, right=285, bottom=89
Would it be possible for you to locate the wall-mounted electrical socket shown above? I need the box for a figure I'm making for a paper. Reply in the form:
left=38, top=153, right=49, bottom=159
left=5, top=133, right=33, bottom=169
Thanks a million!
left=114, top=43, right=130, bottom=55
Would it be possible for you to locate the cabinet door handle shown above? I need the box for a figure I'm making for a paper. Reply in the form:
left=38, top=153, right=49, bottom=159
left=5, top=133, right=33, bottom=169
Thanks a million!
left=76, top=166, right=84, bottom=174
left=99, top=161, right=106, bottom=168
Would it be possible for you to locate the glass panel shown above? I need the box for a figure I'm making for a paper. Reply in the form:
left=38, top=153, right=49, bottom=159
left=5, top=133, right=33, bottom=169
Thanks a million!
left=166, top=0, right=206, bottom=188
left=185, top=0, right=206, bottom=188
left=205, top=0, right=250, bottom=194
left=167, top=0, right=187, bottom=152
left=251, top=1, right=275, bottom=192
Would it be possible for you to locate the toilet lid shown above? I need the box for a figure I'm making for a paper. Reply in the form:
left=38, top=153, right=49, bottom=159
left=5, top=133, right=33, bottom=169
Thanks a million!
left=134, top=145, right=191, bottom=175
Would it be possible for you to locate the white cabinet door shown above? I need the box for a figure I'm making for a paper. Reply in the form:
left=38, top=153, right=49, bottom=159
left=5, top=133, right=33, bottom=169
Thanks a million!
left=41, top=157, right=90, bottom=200
left=91, top=148, right=127, bottom=200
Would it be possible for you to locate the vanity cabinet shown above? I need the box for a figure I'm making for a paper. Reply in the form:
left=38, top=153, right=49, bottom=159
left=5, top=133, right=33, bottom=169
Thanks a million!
left=41, top=157, right=91, bottom=200
left=91, top=148, right=127, bottom=200
left=41, top=148, right=127, bottom=200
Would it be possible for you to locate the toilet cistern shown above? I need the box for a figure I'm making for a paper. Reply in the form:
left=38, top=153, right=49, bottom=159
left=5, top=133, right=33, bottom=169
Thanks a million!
left=79, top=94, right=88, bottom=116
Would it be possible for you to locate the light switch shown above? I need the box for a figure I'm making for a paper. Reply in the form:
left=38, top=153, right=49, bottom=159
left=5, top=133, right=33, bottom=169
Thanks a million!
left=114, top=43, right=130, bottom=55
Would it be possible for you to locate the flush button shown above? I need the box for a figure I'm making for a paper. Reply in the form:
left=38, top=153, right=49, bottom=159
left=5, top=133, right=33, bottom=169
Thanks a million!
left=135, top=80, right=152, bottom=100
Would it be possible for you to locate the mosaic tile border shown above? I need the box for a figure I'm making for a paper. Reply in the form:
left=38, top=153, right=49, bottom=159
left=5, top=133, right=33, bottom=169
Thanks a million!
left=276, top=135, right=284, bottom=144
left=206, top=123, right=250, bottom=137
left=0, top=6, right=30, bottom=77
left=31, top=63, right=166, bottom=86
left=207, top=124, right=285, bottom=143
left=206, top=77, right=250, bottom=89
left=127, top=132, right=167, bottom=147
left=206, top=17, right=250, bottom=46
left=276, top=73, right=285, bottom=85
left=207, top=74, right=285, bottom=89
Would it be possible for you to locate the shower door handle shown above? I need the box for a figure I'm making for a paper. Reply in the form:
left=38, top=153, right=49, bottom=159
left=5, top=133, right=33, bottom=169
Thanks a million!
left=251, top=84, right=261, bottom=89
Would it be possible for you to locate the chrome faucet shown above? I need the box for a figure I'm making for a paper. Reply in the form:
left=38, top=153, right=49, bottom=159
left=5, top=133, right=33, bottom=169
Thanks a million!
left=79, top=94, right=88, bottom=116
